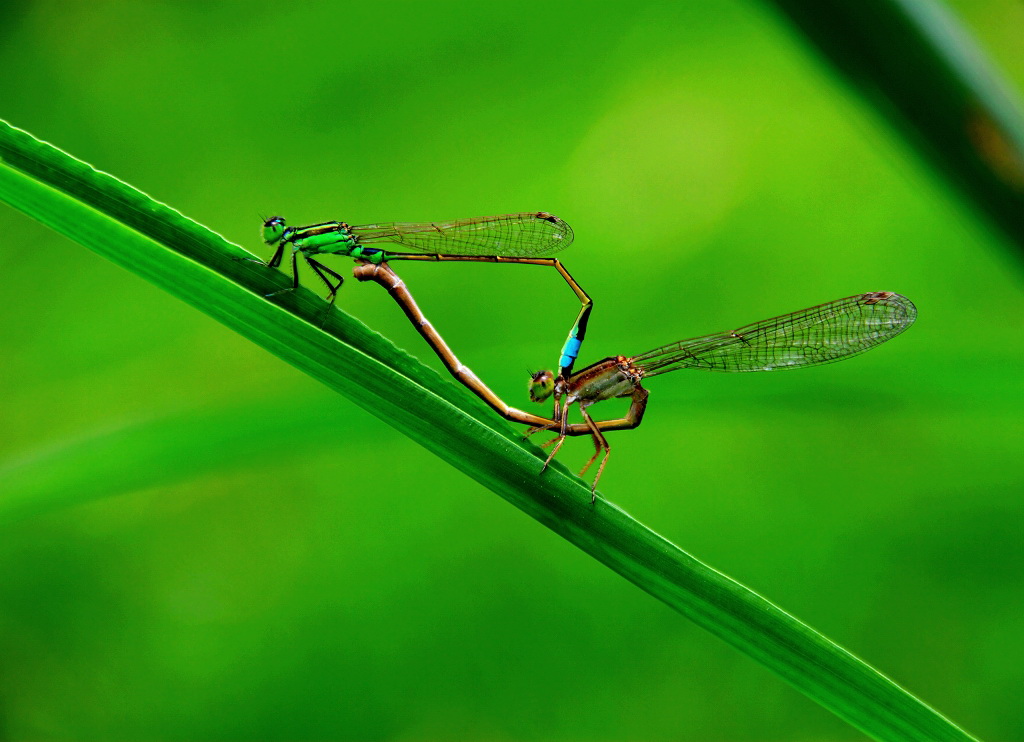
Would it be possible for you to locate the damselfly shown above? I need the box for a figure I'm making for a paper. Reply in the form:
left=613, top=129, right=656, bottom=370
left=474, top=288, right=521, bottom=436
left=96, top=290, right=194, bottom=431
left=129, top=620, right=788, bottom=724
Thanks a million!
left=256, top=212, right=590, bottom=377
left=357, top=260, right=916, bottom=501
left=526, top=291, right=917, bottom=497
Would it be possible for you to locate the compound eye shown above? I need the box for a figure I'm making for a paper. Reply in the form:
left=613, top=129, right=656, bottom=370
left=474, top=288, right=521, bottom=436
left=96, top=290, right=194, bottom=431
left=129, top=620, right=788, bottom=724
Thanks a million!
left=262, top=216, right=287, bottom=245
left=528, top=370, right=555, bottom=403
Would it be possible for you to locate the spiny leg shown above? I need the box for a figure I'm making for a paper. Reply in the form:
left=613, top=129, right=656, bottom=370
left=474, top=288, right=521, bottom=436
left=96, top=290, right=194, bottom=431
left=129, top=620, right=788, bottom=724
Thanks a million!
left=266, top=249, right=300, bottom=298
left=525, top=395, right=562, bottom=439
left=540, top=401, right=571, bottom=472
left=524, top=421, right=564, bottom=447
left=233, top=238, right=286, bottom=269
left=578, top=424, right=604, bottom=477
left=579, top=404, right=610, bottom=502
left=540, top=434, right=567, bottom=471
left=306, top=257, right=345, bottom=326
left=307, top=258, right=344, bottom=303
left=265, top=240, right=286, bottom=269
left=525, top=421, right=557, bottom=438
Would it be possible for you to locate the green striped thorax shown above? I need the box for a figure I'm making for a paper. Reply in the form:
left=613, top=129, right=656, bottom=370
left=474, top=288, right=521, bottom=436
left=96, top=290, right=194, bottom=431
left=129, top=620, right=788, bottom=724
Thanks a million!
left=261, top=216, right=386, bottom=264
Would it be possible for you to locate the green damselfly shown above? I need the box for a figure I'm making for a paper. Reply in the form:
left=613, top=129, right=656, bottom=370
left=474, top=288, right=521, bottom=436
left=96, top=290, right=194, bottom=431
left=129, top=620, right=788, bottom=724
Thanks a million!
left=256, top=212, right=590, bottom=377
left=357, top=260, right=917, bottom=500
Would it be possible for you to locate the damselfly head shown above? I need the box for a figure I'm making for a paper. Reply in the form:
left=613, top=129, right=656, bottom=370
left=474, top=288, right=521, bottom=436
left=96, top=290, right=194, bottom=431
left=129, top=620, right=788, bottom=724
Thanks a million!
left=528, top=370, right=555, bottom=403
left=262, top=216, right=287, bottom=245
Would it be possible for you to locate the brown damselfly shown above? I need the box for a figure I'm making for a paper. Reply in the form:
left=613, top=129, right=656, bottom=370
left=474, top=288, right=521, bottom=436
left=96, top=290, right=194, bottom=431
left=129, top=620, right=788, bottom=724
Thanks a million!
left=356, top=262, right=916, bottom=500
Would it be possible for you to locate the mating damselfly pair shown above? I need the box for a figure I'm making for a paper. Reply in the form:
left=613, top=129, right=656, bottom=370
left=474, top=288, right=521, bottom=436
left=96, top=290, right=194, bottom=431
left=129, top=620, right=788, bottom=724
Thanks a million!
left=252, top=212, right=917, bottom=499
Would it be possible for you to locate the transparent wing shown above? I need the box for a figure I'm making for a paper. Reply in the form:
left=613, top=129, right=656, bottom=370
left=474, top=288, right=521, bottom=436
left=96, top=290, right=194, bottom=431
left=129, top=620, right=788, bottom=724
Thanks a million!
left=632, top=292, right=917, bottom=375
left=349, top=212, right=573, bottom=257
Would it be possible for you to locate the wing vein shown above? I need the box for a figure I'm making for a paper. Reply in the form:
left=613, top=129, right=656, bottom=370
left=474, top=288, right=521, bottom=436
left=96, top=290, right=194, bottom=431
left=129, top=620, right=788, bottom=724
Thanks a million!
left=632, top=293, right=917, bottom=375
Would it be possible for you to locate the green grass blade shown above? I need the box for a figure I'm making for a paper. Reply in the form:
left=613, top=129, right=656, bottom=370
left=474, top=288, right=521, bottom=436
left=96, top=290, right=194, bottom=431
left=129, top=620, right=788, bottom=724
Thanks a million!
left=764, top=0, right=1024, bottom=261
left=0, top=120, right=978, bottom=741
left=0, top=121, right=501, bottom=430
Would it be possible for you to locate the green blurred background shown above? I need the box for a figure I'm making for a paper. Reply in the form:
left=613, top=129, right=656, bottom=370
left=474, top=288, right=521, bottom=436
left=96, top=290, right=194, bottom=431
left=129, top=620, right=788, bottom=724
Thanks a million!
left=2, top=1, right=1023, bottom=739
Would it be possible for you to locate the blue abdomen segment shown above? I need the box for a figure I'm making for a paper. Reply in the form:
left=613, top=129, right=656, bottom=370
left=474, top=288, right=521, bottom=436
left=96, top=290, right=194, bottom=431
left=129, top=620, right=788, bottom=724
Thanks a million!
left=559, top=336, right=583, bottom=370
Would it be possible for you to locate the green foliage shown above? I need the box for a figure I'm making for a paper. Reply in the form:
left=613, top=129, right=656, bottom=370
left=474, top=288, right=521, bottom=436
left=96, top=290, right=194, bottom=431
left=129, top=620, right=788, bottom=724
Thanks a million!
left=767, top=0, right=1024, bottom=255
left=1, top=1, right=1022, bottom=740
left=1, top=120, right=976, bottom=741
